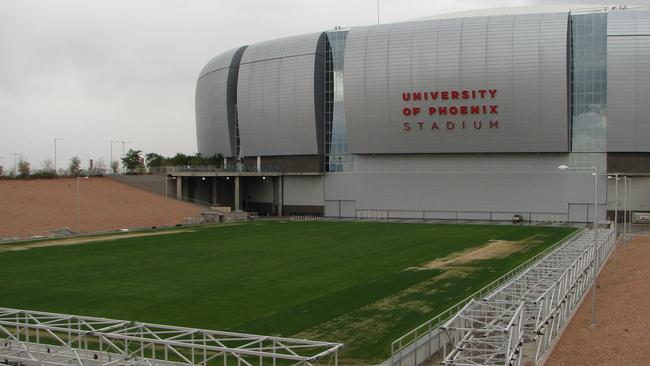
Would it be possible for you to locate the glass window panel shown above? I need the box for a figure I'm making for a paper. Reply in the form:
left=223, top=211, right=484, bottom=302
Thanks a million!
left=570, top=12, right=607, bottom=153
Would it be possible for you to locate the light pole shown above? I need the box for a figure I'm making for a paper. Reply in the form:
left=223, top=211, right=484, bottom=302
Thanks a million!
left=110, top=140, right=131, bottom=174
left=12, top=152, right=21, bottom=176
left=54, top=138, right=63, bottom=174
left=76, top=176, right=89, bottom=231
left=110, top=140, right=116, bottom=174
left=377, top=0, right=380, bottom=24
left=626, top=177, right=632, bottom=249
left=559, top=164, right=599, bottom=327
left=622, top=176, right=628, bottom=251
left=607, top=174, right=621, bottom=275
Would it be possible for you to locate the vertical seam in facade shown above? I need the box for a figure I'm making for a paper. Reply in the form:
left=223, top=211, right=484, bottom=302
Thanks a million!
left=634, top=12, right=639, bottom=150
left=386, top=23, right=392, bottom=151
left=363, top=27, right=371, bottom=150
left=485, top=16, right=491, bottom=151
left=436, top=20, right=442, bottom=150
left=408, top=21, right=415, bottom=152
left=538, top=14, right=543, bottom=152
left=510, top=15, right=519, bottom=146
left=459, top=17, right=465, bottom=151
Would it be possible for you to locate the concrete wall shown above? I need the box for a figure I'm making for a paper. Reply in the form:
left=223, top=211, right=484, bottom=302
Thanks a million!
left=283, top=176, right=324, bottom=206
left=324, top=154, right=607, bottom=222
left=607, top=176, right=650, bottom=212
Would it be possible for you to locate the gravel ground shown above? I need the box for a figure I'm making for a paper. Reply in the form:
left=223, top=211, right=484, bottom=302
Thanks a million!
left=0, top=177, right=204, bottom=238
left=546, top=234, right=650, bottom=365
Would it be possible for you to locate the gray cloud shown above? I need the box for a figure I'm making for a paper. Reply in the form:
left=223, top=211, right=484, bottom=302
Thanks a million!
left=1, top=0, right=647, bottom=171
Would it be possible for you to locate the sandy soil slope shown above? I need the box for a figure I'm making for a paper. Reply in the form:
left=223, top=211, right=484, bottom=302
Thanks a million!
left=0, top=177, right=204, bottom=239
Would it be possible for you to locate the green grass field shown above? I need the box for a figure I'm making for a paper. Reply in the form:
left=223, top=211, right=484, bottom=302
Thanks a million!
left=0, top=221, right=575, bottom=364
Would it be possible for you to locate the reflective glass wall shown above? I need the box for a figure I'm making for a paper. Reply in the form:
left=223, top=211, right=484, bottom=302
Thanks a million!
left=569, top=12, right=608, bottom=173
left=325, top=29, right=353, bottom=172
left=570, top=12, right=608, bottom=153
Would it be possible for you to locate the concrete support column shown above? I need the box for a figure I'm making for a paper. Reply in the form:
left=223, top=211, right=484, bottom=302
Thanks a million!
left=278, top=176, right=283, bottom=217
left=235, top=176, right=241, bottom=211
left=256, top=156, right=261, bottom=173
left=176, top=176, right=182, bottom=200
left=212, top=177, right=218, bottom=205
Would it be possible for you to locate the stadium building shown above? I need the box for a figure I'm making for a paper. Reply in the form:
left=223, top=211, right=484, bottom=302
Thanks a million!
left=176, top=5, right=650, bottom=222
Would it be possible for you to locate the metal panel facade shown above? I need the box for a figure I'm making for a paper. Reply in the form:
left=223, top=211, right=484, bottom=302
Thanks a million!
left=345, top=13, right=569, bottom=154
left=324, top=154, right=605, bottom=221
left=195, top=48, right=240, bottom=157
left=237, top=33, right=325, bottom=156
left=608, top=10, right=650, bottom=151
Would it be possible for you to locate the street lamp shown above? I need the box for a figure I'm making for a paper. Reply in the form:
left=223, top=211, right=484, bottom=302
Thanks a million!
left=558, top=164, right=599, bottom=327
left=626, top=177, right=632, bottom=250
left=110, top=140, right=131, bottom=174
left=12, top=152, right=21, bottom=176
left=54, top=138, right=64, bottom=174
left=76, top=176, right=89, bottom=231
left=607, top=174, right=623, bottom=275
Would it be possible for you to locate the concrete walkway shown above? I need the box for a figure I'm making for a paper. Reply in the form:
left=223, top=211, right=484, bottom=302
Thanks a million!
left=546, top=231, right=650, bottom=365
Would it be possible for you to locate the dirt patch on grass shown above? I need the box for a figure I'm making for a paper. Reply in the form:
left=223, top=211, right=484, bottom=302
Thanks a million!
left=0, top=230, right=192, bottom=252
left=413, top=237, right=542, bottom=270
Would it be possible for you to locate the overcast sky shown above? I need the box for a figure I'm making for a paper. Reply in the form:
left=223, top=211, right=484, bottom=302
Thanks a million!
left=1, top=0, right=646, bottom=172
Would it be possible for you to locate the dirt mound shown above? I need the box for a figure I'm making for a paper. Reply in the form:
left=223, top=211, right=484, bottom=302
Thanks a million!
left=0, top=177, right=204, bottom=239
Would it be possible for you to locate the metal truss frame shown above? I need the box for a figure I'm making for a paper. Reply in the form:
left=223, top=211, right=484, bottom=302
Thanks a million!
left=0, top=307, right=342, bottom=366
left=436, top=227, right=615, bottom=366
left=441, top=300, right=525, bottom=366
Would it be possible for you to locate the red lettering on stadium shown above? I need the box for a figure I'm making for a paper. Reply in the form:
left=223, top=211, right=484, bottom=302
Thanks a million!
left=402, top=88, right=501, bottom=134
left=403, top=121, right=500, bottom=132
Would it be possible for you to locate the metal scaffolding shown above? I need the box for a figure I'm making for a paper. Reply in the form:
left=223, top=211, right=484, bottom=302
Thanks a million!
left=409, top=227, right=616, bottom=366
left=0, top=307, right=342, bottom=366
left=441, top=300, right=525, bottom=366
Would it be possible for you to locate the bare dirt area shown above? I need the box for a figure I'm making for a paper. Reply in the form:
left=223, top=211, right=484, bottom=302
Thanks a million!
left=0, top=229, right=193, bottom=252
left=546, top=234, right=650, bottom=366
left=409, top=238, right=531, bottom=270
left=0, top=177, right=204, bottom=239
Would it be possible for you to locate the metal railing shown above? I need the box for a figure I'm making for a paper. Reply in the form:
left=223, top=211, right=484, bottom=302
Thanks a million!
left=389, top=228, right=584, bottom=365
left=0, top=307, right=342, bottom=366
left=352, top=208, right=572, bottom=223
left=168, top=165, right=280, bottom=173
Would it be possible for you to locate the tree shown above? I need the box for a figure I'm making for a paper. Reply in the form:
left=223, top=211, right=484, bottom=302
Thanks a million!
left=69, top=156, right=82, bottom=176
left=190, top=153, right=207, bottom=166
left=111, top=160, right=119, bottom=174
left=168, top=153, right=192, bottom=167
left=145, top=152, right=164, bottom=168
left=18, top=159, right=30, bottom=178
left=42, top=158, right=55, bottom=173
left=121, top=149, right=144, bottom=174
left=0, top=165, right=3, bottom=176
left=206, top=153, right=224, bottom=167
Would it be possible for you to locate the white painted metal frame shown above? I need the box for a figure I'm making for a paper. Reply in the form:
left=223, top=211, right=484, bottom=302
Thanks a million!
left=388, top=227, right=616, bottom=366
left=441, top=300, right=525, bottom=366
left=388, top=229, right=585, bottom=366
left=534, top=228, right=616, bottom=362
left=0, top=308, right=342, bottom=366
